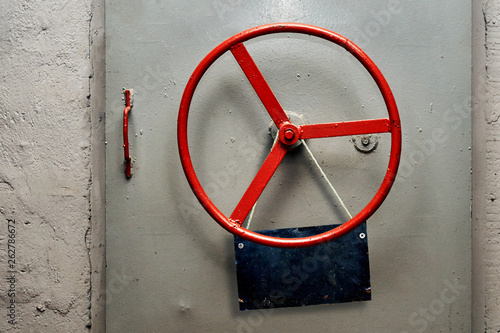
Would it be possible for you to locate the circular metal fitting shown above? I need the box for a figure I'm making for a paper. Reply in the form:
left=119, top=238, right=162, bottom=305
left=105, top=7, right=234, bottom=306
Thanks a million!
left=352, top=134, right=379, bottom=153
left=269, top=111, right=307, bottom=149
left=278, top=123, right=300, bottom=146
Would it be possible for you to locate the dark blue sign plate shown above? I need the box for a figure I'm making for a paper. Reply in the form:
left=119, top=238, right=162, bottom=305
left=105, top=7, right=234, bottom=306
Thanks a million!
left=234, top=223, right=371, bottom=311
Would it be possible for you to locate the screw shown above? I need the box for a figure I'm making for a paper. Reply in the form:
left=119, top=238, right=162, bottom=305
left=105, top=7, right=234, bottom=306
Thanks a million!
left=238, top=243, right=244, bottom=249
left=284, top=129, right=295, bottom=140
left=361, top=136, right=370, bottom=146
left=359, top=233, right=366, bottom=239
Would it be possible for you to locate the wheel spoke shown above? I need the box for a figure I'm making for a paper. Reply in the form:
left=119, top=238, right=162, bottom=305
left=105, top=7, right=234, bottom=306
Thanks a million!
left=230, top=140, right=288, bottom=226
left=230, top=42, right=290, bottom=127
left=300, top=118, right=392, bottom=139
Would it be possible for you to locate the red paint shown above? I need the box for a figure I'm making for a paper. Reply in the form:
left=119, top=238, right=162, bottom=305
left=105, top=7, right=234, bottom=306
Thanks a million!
left=123, top=89, right=132, bottom=179
left=230, top=43, right=289, bottom=127
left=301, top=118, right=392, bottom=139
left=230, top=140, right=288, bottom=226
left=279, top=123, right=300, bottom=146
left=178, top=23, right=402, bottom=248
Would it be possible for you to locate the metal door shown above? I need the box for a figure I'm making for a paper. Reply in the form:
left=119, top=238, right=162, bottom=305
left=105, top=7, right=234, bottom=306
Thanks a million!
left=105, top=1, right=471, bottom=332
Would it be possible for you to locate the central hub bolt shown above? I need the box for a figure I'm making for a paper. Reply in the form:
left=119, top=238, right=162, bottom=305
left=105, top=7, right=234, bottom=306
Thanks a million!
left=284, top=129, right=295, bottom=140
left=278, top=121, right=300, bottom=146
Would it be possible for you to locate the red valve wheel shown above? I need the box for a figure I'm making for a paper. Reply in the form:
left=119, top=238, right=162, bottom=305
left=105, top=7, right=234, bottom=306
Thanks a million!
left=178, top=23, right=402, bottom=248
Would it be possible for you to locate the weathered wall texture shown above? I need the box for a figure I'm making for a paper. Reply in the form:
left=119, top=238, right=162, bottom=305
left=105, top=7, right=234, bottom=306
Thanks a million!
left=0, top=0, right=104, bottom=332
left=0, top=0, right=498, bottom=332
left=473, top=1, right=500, bottom=332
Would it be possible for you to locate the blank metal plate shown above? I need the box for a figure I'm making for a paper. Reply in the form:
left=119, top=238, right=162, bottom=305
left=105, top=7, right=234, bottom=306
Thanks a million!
left=234, top=223, right=370, bottom=311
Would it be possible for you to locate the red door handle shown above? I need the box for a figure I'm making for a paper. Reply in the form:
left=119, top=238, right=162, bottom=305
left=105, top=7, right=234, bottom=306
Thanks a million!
left=123, top=89, right=133, bottom=178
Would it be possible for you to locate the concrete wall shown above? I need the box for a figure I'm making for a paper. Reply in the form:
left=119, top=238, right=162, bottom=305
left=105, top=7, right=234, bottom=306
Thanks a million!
left=0, top=0, right=105, bottom=332
left=0, top=0, right=498, bottom=332
left=473, top=0, right=500, bottom=332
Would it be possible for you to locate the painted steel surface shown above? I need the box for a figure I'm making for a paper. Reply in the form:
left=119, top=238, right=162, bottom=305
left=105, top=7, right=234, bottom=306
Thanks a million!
left=106, top=1, right=471, bottom=331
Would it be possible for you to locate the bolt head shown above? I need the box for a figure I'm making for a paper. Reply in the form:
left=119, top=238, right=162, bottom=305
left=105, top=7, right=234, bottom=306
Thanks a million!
left=284, top=129, right=295, bottom=140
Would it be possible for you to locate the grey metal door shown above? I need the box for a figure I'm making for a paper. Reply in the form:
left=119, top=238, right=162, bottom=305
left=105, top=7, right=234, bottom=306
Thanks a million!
left=106, top=1, right=471, bottom=332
